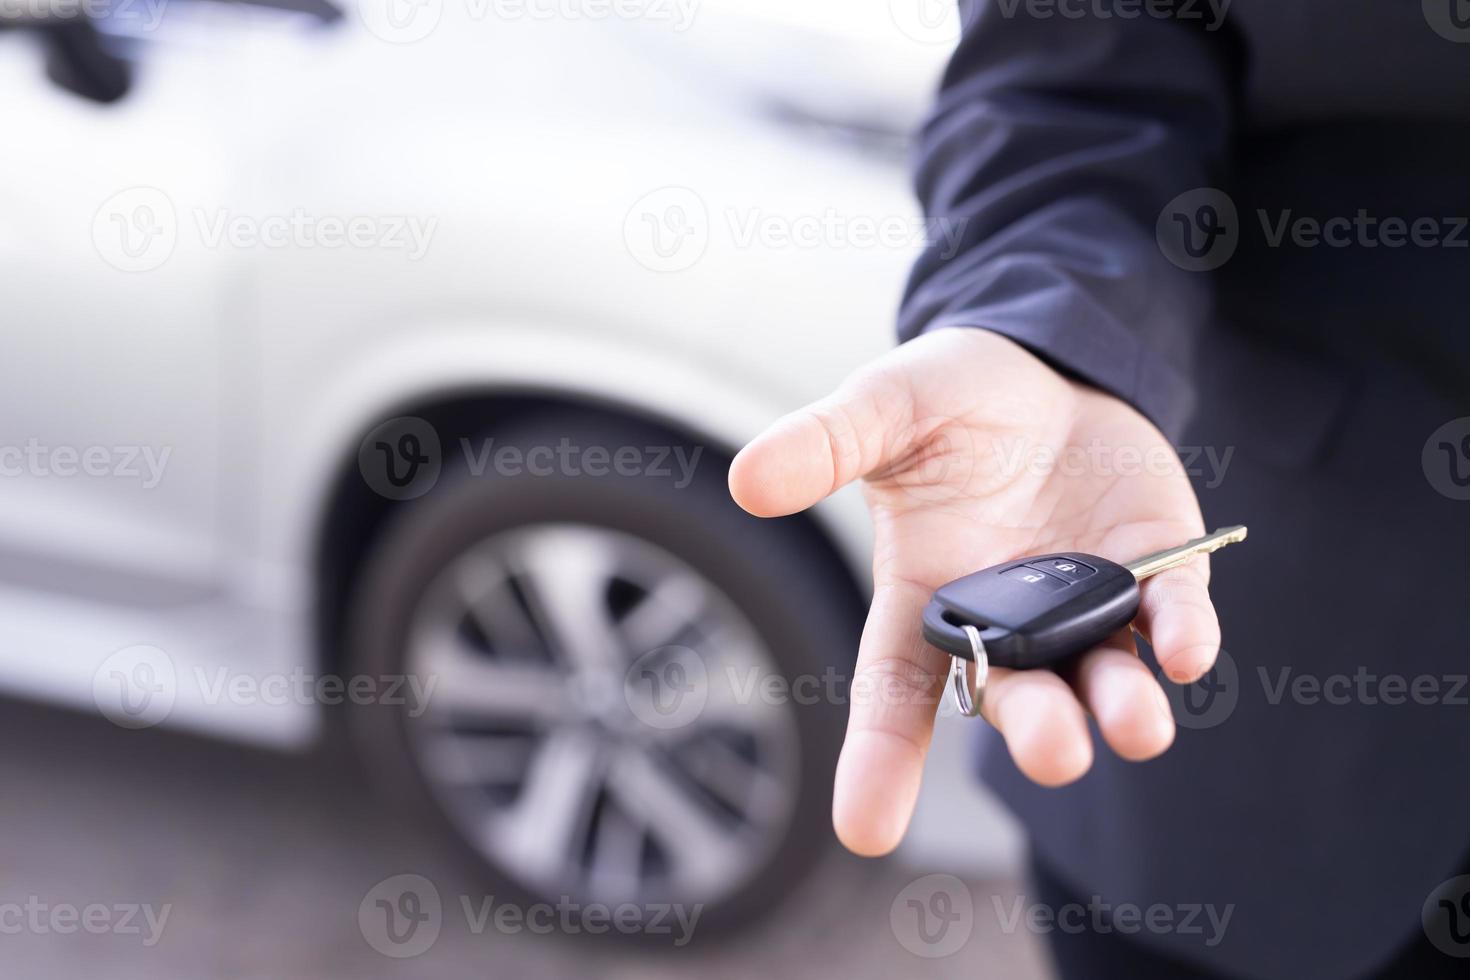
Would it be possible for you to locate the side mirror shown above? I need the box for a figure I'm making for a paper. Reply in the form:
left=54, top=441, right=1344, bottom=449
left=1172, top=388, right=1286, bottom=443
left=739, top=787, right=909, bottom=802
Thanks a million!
left=7, top=19, right=133, bottom=103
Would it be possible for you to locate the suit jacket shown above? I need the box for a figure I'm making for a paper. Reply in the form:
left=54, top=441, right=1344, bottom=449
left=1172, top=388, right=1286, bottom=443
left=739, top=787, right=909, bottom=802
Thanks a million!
left=899, top=3, right=1470, bottom=977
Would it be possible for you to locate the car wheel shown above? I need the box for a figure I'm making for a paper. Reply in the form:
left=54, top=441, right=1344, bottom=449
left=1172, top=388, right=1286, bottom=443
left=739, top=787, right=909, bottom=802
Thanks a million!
left=345, top=413, right=861, bottom=937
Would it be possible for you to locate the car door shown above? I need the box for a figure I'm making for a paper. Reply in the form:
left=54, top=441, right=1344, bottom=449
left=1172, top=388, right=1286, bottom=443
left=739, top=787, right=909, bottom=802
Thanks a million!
left=0, top=22, right=240, bottom=604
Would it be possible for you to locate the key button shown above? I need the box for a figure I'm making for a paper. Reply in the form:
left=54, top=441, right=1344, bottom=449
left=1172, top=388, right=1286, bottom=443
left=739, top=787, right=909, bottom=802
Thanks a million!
left=1003, top=565, right=1068, bottom=592
left=1030, top=559, right=1096, bottom=582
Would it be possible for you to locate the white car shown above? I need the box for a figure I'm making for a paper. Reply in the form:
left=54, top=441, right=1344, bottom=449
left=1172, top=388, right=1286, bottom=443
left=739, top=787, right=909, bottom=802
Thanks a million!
left=2, top=0, right=1008, bottom=934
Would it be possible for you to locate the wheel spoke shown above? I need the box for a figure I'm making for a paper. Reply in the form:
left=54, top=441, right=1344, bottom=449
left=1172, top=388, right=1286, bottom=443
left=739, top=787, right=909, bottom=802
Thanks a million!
left=685, top=625, right=792, bottom=735
left=513, top=528, right=625, bottom=672
left=414, top=627, right=568, bottom=724
left=606, top=749, right=746, bottom=895
left=455, top=552, right=545, bottom=656
left=618, top=572, right=707, bottom=654
left=677, top=735, right=786, bottom=821
left=586, top=801, right=645, bottom=903
left=491, top=728, right=605, bottom=884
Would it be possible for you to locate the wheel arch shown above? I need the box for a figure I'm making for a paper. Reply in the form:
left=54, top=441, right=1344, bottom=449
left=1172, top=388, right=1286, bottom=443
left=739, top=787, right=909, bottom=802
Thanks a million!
left=311, top=387, right=869, bottom=677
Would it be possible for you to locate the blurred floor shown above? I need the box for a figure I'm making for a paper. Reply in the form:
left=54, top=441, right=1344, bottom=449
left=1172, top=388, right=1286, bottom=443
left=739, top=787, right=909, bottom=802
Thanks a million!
left=0, top=696, right=1051, bottom=979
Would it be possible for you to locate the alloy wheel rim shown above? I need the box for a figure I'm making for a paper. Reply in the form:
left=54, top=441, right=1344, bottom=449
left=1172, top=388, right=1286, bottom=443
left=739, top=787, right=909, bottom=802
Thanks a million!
left=403, top=523, right=801, bottom=908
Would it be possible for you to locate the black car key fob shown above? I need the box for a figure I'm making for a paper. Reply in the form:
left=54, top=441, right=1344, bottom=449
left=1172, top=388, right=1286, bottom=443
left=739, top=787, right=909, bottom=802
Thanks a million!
left=923, top=527, right=1249, bottom=673
left=922, top=554, right=1138, bottom=670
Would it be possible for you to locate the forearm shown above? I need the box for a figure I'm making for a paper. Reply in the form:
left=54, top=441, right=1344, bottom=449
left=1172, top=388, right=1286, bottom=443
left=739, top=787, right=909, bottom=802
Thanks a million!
left=899, top=9, right=1236, bottom=440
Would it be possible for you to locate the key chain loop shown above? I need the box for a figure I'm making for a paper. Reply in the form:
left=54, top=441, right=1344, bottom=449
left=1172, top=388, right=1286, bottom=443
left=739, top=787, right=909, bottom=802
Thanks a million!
left=948, top=624, right=989, bottom=718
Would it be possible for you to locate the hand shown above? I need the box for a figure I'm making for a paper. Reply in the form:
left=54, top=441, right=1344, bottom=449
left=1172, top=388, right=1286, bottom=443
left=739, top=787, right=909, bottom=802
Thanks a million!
left=729, top=327, right=1219, bottom=856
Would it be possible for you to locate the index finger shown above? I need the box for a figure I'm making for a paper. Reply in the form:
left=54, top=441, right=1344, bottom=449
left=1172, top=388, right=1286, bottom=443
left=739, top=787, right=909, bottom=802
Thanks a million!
left=831, top=575, right=946, bottom=857
left=833, top=570, right=1098, bottom=857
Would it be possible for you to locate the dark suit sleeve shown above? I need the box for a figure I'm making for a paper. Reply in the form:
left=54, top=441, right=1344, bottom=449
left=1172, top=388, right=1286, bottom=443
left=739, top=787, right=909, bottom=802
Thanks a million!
left=899, top=8, right=1235, bottom=440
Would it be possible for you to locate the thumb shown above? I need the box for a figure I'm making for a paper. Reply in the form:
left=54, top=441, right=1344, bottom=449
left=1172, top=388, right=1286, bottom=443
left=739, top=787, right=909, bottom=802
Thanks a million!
left=729, top=361, right=916, bottom=518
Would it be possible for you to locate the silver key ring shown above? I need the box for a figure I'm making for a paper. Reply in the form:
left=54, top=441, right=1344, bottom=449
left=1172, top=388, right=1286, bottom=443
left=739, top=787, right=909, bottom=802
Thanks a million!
left=948, top=624, right=989, bottom=718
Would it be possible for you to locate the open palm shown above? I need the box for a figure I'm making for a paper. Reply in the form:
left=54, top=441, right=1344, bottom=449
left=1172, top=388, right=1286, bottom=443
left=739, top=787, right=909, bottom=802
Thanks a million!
left=729, top=328, right=1219, bottom=856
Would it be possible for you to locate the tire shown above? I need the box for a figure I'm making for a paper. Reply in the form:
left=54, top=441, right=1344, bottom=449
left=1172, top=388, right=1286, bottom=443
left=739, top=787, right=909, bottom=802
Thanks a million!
left=345, top=412, right=861, bottom=939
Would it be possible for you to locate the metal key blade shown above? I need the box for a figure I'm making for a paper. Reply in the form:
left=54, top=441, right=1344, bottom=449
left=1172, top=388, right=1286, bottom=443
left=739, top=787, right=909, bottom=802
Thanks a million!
left=1124, top=526, right=1248, bottom=581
